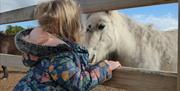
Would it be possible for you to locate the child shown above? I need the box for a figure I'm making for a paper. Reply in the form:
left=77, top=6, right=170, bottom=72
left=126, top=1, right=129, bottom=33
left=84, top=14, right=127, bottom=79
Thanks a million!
left=14, top=0, right=121, bottom=91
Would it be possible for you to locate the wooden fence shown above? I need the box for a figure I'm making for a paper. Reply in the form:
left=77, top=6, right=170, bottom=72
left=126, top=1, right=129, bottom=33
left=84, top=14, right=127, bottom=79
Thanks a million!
left=0, top=0, right=179, bottom=91
left=0, top=0, right=177, bottom=24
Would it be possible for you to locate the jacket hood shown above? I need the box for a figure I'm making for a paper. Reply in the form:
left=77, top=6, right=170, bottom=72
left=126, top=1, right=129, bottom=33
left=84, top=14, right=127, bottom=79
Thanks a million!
left=15, top=28, right=88, bottom=57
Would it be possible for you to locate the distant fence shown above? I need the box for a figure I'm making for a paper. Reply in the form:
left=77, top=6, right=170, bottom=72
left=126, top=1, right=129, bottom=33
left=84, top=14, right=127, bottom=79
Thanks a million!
left=0, top=0, right=179, bottom=91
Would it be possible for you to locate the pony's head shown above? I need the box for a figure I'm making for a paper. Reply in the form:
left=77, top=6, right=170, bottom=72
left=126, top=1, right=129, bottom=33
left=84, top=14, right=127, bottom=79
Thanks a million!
left=84, top=11, right=120, bottom=64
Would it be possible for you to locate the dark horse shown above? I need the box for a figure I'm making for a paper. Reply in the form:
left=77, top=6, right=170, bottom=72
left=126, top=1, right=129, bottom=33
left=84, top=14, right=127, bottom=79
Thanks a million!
left=0, top=32, right=21, bottom=79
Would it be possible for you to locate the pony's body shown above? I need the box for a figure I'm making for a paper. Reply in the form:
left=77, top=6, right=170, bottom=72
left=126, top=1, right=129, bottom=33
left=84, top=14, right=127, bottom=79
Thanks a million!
left=83, top=11, right=177, bottom=72
left=0, top=32, right=20, bottom=79
left=0, top=32, right=20, bottom=55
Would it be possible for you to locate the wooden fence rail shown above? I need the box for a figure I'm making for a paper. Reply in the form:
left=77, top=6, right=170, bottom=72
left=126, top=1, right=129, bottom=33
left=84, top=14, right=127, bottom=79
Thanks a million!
left=0, top=54, right=177, bottom=91
left=0, top=0, right=177, bottom=24
left=0, top=54, right=27, bottom=70
left=104, top=67, right=177, bottom=91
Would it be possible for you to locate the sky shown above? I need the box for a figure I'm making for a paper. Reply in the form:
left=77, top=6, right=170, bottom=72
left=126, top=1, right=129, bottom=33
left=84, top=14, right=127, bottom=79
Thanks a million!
left=0, top=0, right=178, bottom=31
left=120, top=3, right=178, bottom=31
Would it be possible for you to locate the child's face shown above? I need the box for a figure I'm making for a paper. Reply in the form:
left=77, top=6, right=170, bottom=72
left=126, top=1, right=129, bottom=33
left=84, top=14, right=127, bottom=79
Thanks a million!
left=23, top=27, right=62, bottom=46
left=29, top=27, right=49, bottom=44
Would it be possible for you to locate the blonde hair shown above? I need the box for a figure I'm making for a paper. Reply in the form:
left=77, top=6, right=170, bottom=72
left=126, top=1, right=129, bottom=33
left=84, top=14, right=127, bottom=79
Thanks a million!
left=34, top=0, right=81, bottom=42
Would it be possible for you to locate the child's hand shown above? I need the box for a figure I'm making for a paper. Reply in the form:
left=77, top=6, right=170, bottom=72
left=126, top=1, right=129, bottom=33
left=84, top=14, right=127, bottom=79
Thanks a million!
left=29, top=55, right=39, bottom=61
left=104, top=60, right=121, bottom=70
left=23, top=53, right=39, bottom=61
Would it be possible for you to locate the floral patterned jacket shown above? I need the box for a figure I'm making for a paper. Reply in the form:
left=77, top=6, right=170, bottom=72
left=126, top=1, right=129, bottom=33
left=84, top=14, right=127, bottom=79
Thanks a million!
left=13, top=29, right=112, bottom=91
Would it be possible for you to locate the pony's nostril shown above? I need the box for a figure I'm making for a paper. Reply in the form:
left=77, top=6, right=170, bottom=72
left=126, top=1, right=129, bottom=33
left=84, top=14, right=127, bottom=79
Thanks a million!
left=87, top=28, right=90, bottom=32
left=98, top=24, right=105, bottom=30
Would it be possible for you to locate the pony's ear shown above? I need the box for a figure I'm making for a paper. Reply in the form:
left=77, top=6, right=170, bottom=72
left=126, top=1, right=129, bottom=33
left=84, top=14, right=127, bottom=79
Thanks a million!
left=147, top=24, right=154, bottom=28
left=105, top=11, right=110, bottom=14
left=86, top=13, right=92, bottom=19
left=105, top=11, right=113, bottom=15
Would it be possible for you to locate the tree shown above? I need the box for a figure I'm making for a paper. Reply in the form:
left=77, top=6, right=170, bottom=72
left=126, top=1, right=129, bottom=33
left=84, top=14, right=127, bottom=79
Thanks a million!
left=5, top=25, right=25, bottom=35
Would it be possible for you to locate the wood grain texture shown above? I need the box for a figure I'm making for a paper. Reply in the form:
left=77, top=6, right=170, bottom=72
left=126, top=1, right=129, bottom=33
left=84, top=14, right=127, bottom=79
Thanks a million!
left=104, top=67, right=177, bottom=91
left=0, top=0, right=177, bottom=24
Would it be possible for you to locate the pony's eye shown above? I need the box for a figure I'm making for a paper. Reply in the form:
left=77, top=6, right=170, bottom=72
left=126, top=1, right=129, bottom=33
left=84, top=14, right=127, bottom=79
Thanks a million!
left=87, top=25, right=92, bottom=32
left=88, top=25, right=92, bottom=28
left=98, top=24, right=105, bottom=30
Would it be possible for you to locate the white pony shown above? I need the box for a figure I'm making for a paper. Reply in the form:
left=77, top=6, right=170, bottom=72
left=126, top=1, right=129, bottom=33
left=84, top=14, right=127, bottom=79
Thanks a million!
left=83, top=11, right=177, bottom=72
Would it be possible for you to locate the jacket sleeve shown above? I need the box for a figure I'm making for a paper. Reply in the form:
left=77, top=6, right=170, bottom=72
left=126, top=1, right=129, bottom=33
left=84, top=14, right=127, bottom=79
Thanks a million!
left=48, top=53, right=112, bottom=91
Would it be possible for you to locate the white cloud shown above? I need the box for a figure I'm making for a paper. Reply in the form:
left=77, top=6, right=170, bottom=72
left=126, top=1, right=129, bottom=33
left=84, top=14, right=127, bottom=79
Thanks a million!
left=131, top=13, right=178, bottom=31
left=0, top=0, right=38, bottom=13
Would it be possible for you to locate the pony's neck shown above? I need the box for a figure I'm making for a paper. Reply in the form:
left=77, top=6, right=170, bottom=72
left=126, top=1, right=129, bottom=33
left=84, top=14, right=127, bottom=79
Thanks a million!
left=113, top=14, right=137, bottom=59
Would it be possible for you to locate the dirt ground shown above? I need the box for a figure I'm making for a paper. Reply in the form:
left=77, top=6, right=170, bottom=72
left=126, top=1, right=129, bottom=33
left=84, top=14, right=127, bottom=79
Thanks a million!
left=0, top=72, right=24, bottom=91
left=0, top=71, right=123, bottom=91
